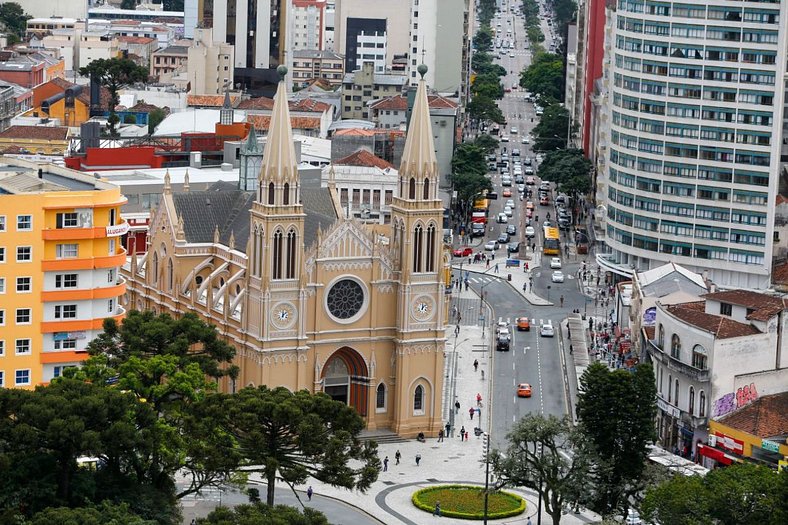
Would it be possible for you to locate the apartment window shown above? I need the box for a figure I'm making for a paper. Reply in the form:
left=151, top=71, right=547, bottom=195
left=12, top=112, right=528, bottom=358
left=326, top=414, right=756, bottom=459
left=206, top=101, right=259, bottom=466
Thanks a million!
left=56, top=244, right=78, bottom=259
left=108, top=269, right=115, bottom=283
left=15, top=277, right=31, bottom=293
left=0, top=277, right=4, bottom=294
left=108, top=299, right=115, bottom=313
left=55, top=274, right=78, bottom=288
left=54, top=305, right=78, bottom=319
left=0, top=247, right=4, bottom=263
left=692, top=345, right=708, bottom=370
left=670, top=334, right=681, bottom=359
left=699, top=391, right=706, bottom=417
left=53, top=337, right=77, bottom=350
left=719, top=302, right=732, bottom=316
left=0, top=309, right=4, bottom=325
left=15, top=308, right=31, bottom=324
left=57, top=212, right=79, bottom=228
left=108, top=238, right=116, bottom=256
left=0, top=215, right=5, bottom=231
left=0, top=371, right=3, bottom=387
left=0, top=340, right=4, bottom=356
left=15, top=369, right=31, bottom=386
left=15, top=246, right=33, bottom=264
left=15, top=338, right=31, bottom=355
left=53, top=365, right=77, bottom=378
left=17, top=215, right=32, bottom=231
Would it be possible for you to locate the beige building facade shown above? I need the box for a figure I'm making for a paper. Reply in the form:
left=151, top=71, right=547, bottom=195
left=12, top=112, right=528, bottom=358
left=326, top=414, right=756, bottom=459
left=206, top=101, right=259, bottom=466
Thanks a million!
left=122, top=66, right=448, bottom=437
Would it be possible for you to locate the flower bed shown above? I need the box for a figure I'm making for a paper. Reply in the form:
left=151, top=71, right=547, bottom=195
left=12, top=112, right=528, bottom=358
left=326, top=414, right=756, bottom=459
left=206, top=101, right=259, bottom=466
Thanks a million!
left=411, top=484, right=525, bottom=520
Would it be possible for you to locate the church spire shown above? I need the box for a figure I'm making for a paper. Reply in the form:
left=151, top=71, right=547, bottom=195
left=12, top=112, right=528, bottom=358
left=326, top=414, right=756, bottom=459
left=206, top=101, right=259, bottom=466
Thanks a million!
left=258, top=66, right=299, bottom=186
left=220, top=85, right=233, bottom=125
left=399, top=64, right=438, bottom=200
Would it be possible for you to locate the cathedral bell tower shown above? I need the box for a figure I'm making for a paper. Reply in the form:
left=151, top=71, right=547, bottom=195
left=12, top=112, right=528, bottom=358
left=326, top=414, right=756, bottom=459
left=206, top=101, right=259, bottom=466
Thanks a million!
left=245, top=66, right=307, bottom=342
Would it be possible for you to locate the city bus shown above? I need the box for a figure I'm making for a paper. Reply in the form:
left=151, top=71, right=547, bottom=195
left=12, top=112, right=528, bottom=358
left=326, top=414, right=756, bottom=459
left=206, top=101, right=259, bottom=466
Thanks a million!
left=543, top=225, right=560, bottom=255
left=471, top=198, right=490, bottom=224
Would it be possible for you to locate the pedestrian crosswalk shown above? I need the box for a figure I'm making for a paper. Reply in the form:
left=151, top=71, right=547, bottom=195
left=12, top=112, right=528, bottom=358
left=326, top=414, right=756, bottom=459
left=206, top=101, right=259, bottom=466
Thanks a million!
left=497, top=316, right=550, bottom=326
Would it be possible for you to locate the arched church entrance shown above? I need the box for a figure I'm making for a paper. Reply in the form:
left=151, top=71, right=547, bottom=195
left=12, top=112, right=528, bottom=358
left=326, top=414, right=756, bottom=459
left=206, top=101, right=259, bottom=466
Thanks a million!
left=322, top=347, right=369, bottom=417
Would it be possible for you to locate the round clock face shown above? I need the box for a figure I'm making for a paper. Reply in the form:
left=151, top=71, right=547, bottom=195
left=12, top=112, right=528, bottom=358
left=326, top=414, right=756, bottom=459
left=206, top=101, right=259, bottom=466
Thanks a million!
left=411, top=296, right=434, bottom=321
left=326, top=279, right=365, bottom=321
left=271, top=302, right=296, bottom=329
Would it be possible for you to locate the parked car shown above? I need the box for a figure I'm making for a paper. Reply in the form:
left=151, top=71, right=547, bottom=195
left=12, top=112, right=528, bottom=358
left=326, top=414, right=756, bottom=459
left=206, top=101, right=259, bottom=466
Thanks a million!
left=526, top=176, right=536, bottom=185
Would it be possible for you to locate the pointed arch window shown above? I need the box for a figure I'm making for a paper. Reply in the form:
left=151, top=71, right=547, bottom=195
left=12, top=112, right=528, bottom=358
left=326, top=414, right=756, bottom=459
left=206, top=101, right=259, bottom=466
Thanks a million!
left=285, top=228, right=297, bottom=279
left=151, top=252, right=159, bottom=284
left=699, top=391, right=706, bottom=417
left=166, top=258, right=174, bottom=291
left=272, top=230, right=283, bottom=279
left=376, top=383, right=386, bottom=411
left=668, top=374, right=672, bottom=402
left=425, top=224, right=436, bottom=272
left=409, top=177, right=416, bottom=199
left=674, top=379, right=680, bottom=406
left=413, top=224, right=423, bottom=273
left=423, top=177, right=430, bottom=200
left=689, top=386, right=695, bottom=415
left=268, top=182, right=275, bottom=205
left=671, top=334, right=681, bottom=359
left=283, top=182, right=290, bottom=205
left=413, top=384, right=424, bottom=412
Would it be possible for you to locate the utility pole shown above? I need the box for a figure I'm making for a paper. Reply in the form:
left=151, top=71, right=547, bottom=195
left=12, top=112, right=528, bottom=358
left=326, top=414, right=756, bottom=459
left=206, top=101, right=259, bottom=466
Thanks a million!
left=483, top=432, right=491, bottom=525
left=537, top=443, right=544, bottom=525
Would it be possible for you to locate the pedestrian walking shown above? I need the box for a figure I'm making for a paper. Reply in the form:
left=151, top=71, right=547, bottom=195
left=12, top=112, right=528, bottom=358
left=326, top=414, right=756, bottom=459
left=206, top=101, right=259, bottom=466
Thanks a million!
left=476, top=392, right=482, bottom=406
left=383, top=456, right=389, bottom=471
left=445, top=422, right=451, bottom=437
left=527, top=518, right=532, bottom=525
left=415, top=453, right=422, bottom=466
left=434, top=502, right=442, bottom=517
left=523, top=282, right=527, bottom=293
left=473, top=359, right=479, bottom=372
left=469, top=407, right=475, bottom=420
left=560, top=295, right=564, bottom=308
left=464, top=279, right=469, bottom=291
left=307, top=486, right=313, bottom=501
left=475, top=407, right=481, bottom=418
left=468, top=255, right=472, bottom=264
left=494, top=263, right=499, bottom=274
left=438, top=429, right=444, bottom=442
left=460, top=426, right=466, bottom=441
left=454, top=324, right=460, bottom=336
left=455, top=400, right=461, bottom=413
left=486, top=259, right=490, bottom=269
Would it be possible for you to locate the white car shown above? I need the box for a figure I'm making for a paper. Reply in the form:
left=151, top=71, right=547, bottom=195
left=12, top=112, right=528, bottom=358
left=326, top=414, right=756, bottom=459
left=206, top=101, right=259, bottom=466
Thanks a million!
left=504, top=206, right=513, bottom=217
left=540, top=322, right=555, bottom=337
left=500, top=135, right=510, bottom=142
left=521, top=136, right=530, bottom=144
left=551, top=270, right=565, bottom=283
left=496, top=213, right=508, bottom=223
left=506, top=199, right=516, bottom=208
left=484, top=240, right=500, bottom=251
left=509, top=52, right=515, bottom=58
left=550, top=257, right=562, bottom=269
left=510, top=127, right=518, bottom=134
left=525, top=226, right=536, bottom=238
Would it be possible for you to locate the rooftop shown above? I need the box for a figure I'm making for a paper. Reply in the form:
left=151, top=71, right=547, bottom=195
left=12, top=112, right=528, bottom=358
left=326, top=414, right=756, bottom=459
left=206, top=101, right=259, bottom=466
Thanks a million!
left=334, top=149, right=393, bottom=170
left=152, top=109, right=246, bottom=136
left=0, top=125, right=69, bottom=141
left=664, top=303, right=761, bottom=339
left=246, top=115, right=321, bottom=132
left=343, top=71, right=408, bottom=86
left=0, top=159, right=114, bottom=194
left=187, top=94, right=240, bottom=108
left=293, top=49, right=343, bottom=61
left=155, top=45, right=189, bottom=56
left=117, top=35, right=157, bottom=45
left=237, top=97, right=332, bottom=113
left=718, top=392, right=788, bottom=440
left=701, top=289, right=787, bottom=322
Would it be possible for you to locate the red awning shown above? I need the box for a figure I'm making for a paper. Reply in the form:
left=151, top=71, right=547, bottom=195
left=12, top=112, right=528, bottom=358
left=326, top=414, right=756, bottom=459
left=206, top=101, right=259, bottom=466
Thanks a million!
left=698, top=444, right=733, bottom=466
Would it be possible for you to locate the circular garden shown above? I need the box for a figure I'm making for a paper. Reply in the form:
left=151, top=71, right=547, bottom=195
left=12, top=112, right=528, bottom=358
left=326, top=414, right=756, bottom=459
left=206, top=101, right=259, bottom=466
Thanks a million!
left=412, top=484, right=526, bottom=520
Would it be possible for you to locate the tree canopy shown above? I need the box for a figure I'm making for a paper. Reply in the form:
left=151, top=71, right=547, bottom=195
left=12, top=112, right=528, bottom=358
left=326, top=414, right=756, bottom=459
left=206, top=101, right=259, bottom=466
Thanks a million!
left=575, top=362, right=657, bottom=515
left=642, top=463, right=788, bottom=525
left=474, top=133, right=499, bottom=154
left=532, top=104, right=571, bottom=152
left=466, top=95, right=505, bottom=124
left=0, top=2, right=31, bottom=43
left=492, top=415, right=591, bottom=525
left=519, top=52, right=564, bottom=104
left=206, top=386, right=380, bottom=506
left=537, top=149, right=592, bottom=195
left=473, top=26, right=494, bottom=53
left=79, top=58, right=149, bottom=137
left=198, top=503, right=330, bottom=525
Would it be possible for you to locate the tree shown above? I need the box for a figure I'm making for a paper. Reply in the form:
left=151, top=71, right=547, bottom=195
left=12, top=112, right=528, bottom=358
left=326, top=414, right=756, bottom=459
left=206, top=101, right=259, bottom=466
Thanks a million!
left=537, top=149, right=592, bottom=195
left=147, top=107, right=167, bottom=134
left=73, top=310, right=241, bottom=499
left=642, top=463, right=788, bottom=525
left=473, top=26, right=494, bottom=53
left=532, top=104, right=571, bottom=151
left=575, top=362, right=657, bottom=515
left=472, top=52, right=506, bottom=78
left=472, top=72, right=504, bottom=100
left=79, top=58, right=149, bottom=137
left=519, top=52, right=564, bottom=103
left=29, top=502, right=157, bottom=525
left=466, top=95, right=505, bottom=124
left=492, top=415, right=592, bottom=525
left=474, top=133, right=499, bottom=154
left=451, top=143, right=487, bottom=178
left=0, top=2, right=31, bottom=43
left=199, top=503, right=330, bottom=525
left=211, top=386, right=380, bottom=506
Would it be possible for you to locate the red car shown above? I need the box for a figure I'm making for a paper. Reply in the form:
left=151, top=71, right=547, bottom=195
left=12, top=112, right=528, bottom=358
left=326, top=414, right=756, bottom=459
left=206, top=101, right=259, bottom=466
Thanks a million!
left=453, top=247, right=473, bottom=257
left=502, top=189, right=512, bottom=197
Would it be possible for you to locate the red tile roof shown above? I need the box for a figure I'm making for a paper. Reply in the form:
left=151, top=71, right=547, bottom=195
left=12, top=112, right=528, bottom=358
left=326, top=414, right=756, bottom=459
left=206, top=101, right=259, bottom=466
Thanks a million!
left=333, top=128, right=405, bottom=137
left=665, top=303, right=761, bottom=339
left=236, top=97, right=274, bottom=110
left=117, top=36, right=157, bottom=45
left=187, top=94, right=239, bottom=107
left=701, top=289, right=787, bottom=322
left=773, top=260, right=788, bottom=288
left=0, top=125, right=69, bottom=140
left=719, top=392, right=788, bottom=438
left=369, top=94, right=459, bottom=112
left=290, top=98, right=332, bottom=113
left=246, top=115, right=321, bottom=131
left=334, top=149, right=394, bottom=170
left=643, top=325, right=655, bottom=340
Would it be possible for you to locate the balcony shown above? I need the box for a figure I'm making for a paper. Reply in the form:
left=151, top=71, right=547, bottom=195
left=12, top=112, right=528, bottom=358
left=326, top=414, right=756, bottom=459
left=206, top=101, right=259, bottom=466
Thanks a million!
left=647, top=340, right=710, bottom=382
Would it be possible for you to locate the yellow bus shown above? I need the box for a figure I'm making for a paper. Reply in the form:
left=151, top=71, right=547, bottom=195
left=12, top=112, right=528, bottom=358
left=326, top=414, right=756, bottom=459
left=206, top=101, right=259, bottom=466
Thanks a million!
left=472, top=198, right=490, bottom=214
left=543, top=225, right=560, bottom=255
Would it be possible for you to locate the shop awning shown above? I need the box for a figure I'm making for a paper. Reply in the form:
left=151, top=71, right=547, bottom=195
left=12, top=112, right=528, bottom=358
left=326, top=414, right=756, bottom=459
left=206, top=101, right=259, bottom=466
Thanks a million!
left=698, top=444, right=734, bottom=466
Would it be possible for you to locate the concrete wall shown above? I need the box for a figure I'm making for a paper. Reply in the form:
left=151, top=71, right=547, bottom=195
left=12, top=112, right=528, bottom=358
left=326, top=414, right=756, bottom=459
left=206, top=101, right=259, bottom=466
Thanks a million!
left=335, top=0, right=409, bottom=67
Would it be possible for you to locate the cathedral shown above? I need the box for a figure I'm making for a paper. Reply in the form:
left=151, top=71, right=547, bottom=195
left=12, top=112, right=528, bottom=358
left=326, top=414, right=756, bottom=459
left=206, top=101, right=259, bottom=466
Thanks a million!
left=122, top=65, right=449, bottom=436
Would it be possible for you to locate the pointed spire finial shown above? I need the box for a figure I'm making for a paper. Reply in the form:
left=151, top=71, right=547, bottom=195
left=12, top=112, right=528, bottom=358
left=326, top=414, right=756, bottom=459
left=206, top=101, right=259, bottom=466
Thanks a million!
left=176, top=214, right=185, bottom=238
left=399, top=64, right=437, bottom=184
left=257, top=64, right=299, bottom=186
left=417, top=63, right=428, bottom=79
left=183, top=169, right=190, bottom=192
left=228, top=230, right=236, bottom=250
left=213, top=225, right=220, bottom=244
left=277, top=65, right=288, bottom=82
left=163, top=169, right=171, bottom=193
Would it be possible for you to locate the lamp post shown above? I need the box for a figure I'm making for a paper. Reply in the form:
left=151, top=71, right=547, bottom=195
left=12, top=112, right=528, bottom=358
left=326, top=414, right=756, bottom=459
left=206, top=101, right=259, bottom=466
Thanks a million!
left=483, top=432, right=491, bottom=525
left=536, top=443, right=544, bottom=525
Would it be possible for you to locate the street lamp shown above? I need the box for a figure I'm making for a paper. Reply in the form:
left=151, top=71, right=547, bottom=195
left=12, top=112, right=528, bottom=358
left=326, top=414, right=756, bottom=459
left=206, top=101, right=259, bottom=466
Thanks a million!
left=483, top=432, right=492, bottom=525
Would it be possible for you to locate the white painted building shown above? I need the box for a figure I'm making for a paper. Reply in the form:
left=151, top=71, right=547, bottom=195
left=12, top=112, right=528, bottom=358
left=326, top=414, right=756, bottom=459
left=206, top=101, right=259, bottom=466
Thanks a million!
left=291, top=0, right=326, bottom=51
left=597, top=0, right=788, bottom=289
left=41, top=29, right=121, bottom=72
left=13, top=0, right=88, bottom=20
left=646, top=289, right=788, bottom=459
left=322, top=149, right=398, bottom=224
left=187, top=28, right=235, bottom=96
left=355, top=31, right=387, bottom=74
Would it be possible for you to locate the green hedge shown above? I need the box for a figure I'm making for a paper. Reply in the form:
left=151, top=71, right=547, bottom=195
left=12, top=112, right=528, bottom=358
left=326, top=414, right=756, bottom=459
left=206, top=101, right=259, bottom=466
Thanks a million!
left=411, top=484, right=526, bottom=520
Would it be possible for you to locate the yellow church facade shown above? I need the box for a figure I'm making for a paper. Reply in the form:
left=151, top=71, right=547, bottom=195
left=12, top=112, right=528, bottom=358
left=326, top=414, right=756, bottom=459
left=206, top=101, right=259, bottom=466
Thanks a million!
left=121, top=66, right=448, bottom=437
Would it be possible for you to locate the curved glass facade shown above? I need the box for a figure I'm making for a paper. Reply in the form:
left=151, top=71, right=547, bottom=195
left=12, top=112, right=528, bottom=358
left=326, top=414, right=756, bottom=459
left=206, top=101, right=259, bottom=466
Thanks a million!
left=601, top=0, right=787, bottom=288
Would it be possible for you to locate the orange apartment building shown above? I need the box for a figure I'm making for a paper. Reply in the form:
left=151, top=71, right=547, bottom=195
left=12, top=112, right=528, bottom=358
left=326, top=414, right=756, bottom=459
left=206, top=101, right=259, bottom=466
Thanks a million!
left=0, top=158, right=127, bottom=388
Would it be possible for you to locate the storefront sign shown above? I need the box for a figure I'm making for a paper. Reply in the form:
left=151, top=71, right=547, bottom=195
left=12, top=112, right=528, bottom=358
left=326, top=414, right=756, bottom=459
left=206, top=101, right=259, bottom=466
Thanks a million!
left=761, top=440, right=780, bottom=453
left=657, top=397, right=680, bottom=418
left=106, top=222, right=130, bottom=237
left=53, top=331, right=87, bottom=341
left=713, top=432, right=744, bottom=454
